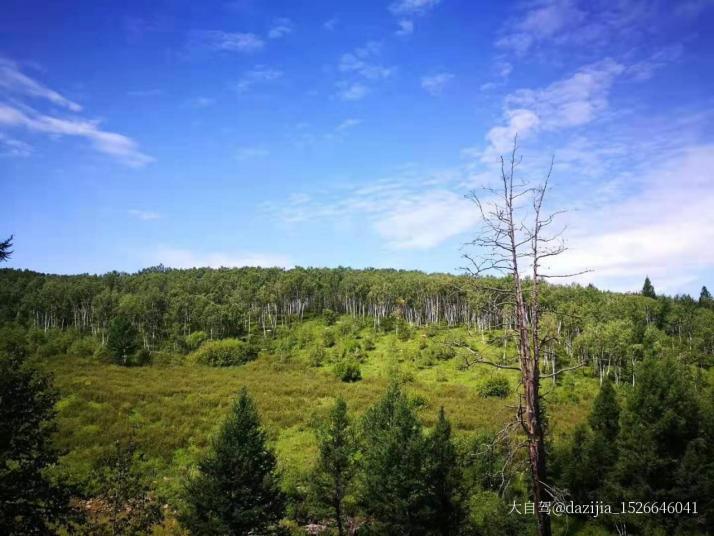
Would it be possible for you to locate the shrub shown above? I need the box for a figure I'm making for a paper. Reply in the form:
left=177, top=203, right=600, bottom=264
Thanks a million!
left=333, top=359, right=361, bottom=382
left=363, top=337, right=376, bottom=351
left=67, top=336, right=99, bottom=357
left=322, top=329, right=336, bottom=348
left=307, top=345, right=325, bottom=367
left=191, top=338, right=256, bottom=367
left=478, top=376, right=511, bottom=398
left=128, top=348, right=152, bottom=367
left=322, top=309, right=337, bottom=326
left=184, top=331, right=208, bottom=352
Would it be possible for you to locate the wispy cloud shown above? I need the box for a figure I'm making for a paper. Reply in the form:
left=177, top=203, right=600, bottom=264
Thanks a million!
left=336, top=118, right=362, bottom=132
left=127, top=88, right=164, bottom=97
left=421, top=72, right=454, bottom=95
left=395, top=19, right=414, bottom=37
left=268, top=17, right=294, bottom=39
left=389, top=0, right=441, bottom=16
left=551, top=145, right=714, bottom=292
left=480, top=58, right=624, bottom=159
left=323, top=17, right=339, bottom=31
left=495, top=0, right=662, bottom=57
left=236, top=146, right=269, bottom=160
left=186, top=96, right=215, bottom=108
left=335, top=42, right=392, bottom=101
left=0, top=59, right=152, bottom=167
left=0, top=132, right=32, bottom=157
left=235, top=66, right=283, bottom=93
left=338, top=41, right=392, bottom=80
left=0, top=57, right=82, bottom=111
left=336, top=82, right=369, bottom=101
left=389, top=0, right=440, bottom=36
left=188, top=30, right=264, bottom=54
left=129, top=209, right=161, bottom=221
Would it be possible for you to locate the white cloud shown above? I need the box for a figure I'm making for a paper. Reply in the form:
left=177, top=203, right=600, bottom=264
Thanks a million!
left=395, top=19, right=414, bottom=37
left=389, top=0, right=441, bottom=16
left=481, top=59, right=623, bottom=159
left=235, top=66, right=283, bottom=93
left=0, top=58, right=152, bottom=166
left=323, top=18, right=339, bottom=31
left=0, top=57, right=82, bottom=111
left=129, top=209, right=161, bottom=221
left=236, top=146, right=269, bottom=159
left=189, top=30, right=264, bottom=53
left=339, top=42, right=392, bottom=80
left=373, top=190, right=479, bottom=249
left=0, top=103, right=153, bottom=167
left=0, top=132, right=32, bottom=157
left=495, top=0, right=659, bottom=56
left=421, top=73, right=454, bottom=95
left=152, top=246, right=291, bottom=269
left=336, top=118, right=362, bottom=131
left=336, top=82, right=369, bottom=101
left=268, top=18, right=294, bottom=39
left=550, top=145, right=714, bottom=292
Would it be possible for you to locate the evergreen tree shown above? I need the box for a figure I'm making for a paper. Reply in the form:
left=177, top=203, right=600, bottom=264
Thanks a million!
left=423, top=407, right=464, bottom=536
left=700, top=285, right=712, bottom=306
left=588, top=377, right=619, bottom=442
left=181, top=388, right=285, bottom=535
left=613, top=358, right=700, bottom=531
left=359, top=383, right=430, bottom=534
left=0, top=234, right=12, bottom=262
left=106, top=315, right=138, bottom=365
left=641, top=276, right=656, bottom=298
left=313, top=397, right=356, bottom=536
left=559, top=379, right=620, bottom=506
left=0, top=353, right=73, bottom=534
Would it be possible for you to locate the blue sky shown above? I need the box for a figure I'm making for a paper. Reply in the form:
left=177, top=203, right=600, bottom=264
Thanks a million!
left=1, top=0, right=713, bottom=295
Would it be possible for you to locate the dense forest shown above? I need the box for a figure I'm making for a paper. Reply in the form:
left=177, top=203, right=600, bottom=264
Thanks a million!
left=1, top=263, right=714, bottom=535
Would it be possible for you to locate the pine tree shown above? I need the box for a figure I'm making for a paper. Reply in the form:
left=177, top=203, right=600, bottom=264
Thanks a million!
left=106, top=315, right=138, bottom=365
left=0, top=353, right=73, bottom=534
left=181, top=388, right=285, bottom=535
left=424, top=407, right=464, bottom=536
left=613, top=358, right=700, bottom=532
left=588, top=377, right=619, bottom=442
left=642, top=276, right=656, bottom=298
left=0, top=234, right=12, bottom=262
left=359, top=383, right=430, bottom=534
left=700, top=286, right=712, bottom=306
left=313, top=397, right=356, bottom=536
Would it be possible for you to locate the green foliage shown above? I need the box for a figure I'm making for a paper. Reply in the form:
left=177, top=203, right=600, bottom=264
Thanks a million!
left=106, top=315, right=139, bottom=366
left=423, top=407, right=465, bottom=535
left=0, top=354, right=74, bottom=534
left=333, top=358, right=362, bottom=382
left=642, top=276, right=656, bottom=298
left=614, top=359, right=700, bottom=509
left=358, top=383, right=429, bottom=533
left=180, top=388, right=285, bottom=534
left=312, top=398, right=356, bottom=536
left=478, top=376, right=511, bottom=398
left=82, top=440, right=163, bottom=535
left=184, top=330, right=208, bottom=352
left=190, top=338, right=256, bottom=367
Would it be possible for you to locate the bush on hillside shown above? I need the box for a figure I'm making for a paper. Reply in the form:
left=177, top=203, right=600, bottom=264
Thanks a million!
left=184, top=331, right=208, bottom=352
left=478, top=376, right=511, bottom=398
left=333, top=359, right=361, bottom=382
left=191, top=338, right=256, bottom=367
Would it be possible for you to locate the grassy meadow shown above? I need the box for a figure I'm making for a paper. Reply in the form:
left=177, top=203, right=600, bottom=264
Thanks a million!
left=41, top=317, right=598, bottom=508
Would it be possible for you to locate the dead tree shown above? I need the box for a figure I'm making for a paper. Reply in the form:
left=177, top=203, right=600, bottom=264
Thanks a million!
left=462, top=137, right=585, bottom=536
